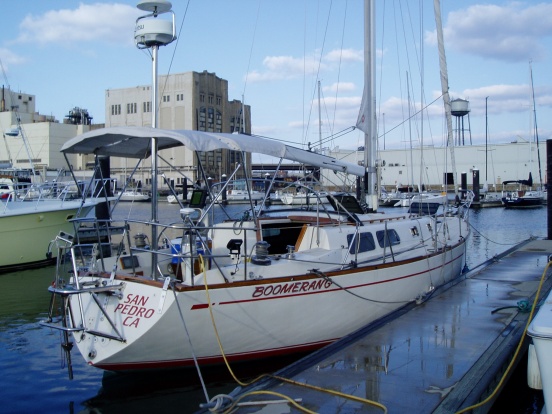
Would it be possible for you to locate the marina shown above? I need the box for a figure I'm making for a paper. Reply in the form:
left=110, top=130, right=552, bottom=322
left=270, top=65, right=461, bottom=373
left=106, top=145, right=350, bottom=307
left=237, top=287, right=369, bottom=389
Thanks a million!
left=0, top=203, right=548, bottom=414
left=0, top=2, right=551, bottom=414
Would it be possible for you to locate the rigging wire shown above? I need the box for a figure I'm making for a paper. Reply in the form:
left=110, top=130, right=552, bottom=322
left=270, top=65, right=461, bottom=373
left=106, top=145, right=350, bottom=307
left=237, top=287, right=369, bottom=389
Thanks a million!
left=0, top=58, right=38, bottom=174
left=302, top=0, right=333, bottom=148
left=328, top=0, right=349, bottom=145
left=156, top=1, right=191, bottom=116
left=241, top=1, right=262, bottom=99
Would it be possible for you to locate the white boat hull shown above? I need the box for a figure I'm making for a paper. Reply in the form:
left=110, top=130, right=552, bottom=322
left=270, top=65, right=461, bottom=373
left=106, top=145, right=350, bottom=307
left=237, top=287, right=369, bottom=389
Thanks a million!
left=118, top=191, right=151, bottom=202
left=528, top=289, right=552, bottom=410
left=280, top=192, right=328, bottom=205
left=0, top=201, right=95, bottom=271
left=68, top=225, right=466, bottom=370
left=397, top=193, right=447, bottom=207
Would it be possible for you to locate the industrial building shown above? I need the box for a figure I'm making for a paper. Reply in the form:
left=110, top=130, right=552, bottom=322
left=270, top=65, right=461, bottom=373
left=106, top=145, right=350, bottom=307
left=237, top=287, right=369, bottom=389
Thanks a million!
left=0, top=86, right=95, bottom=180
left=104, top=70, right=251, bottom=191
left=328, top=139, right=546, bottom=193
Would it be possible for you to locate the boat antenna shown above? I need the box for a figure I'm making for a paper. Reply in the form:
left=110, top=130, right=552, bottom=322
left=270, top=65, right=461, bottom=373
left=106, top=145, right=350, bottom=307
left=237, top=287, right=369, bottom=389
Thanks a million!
left=135, top=0, right=176, bottom=278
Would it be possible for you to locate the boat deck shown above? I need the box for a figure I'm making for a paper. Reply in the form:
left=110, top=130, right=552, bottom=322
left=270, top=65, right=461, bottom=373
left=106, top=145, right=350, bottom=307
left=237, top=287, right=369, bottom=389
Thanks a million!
left=215, top=239, right=552, bottom=413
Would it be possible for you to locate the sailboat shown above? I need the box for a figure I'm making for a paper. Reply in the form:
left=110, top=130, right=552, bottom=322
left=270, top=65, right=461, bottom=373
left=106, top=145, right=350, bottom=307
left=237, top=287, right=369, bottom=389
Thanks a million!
left=42, top=0, right=470, bottom=378
left=501, top=172, right=543, bottom=208
left=501, top=64, right=545, bottom=209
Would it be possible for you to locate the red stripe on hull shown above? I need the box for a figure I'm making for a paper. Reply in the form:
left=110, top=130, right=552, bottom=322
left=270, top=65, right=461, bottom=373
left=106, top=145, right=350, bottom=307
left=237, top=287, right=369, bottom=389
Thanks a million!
left=92, top=339, right=335, bottom=371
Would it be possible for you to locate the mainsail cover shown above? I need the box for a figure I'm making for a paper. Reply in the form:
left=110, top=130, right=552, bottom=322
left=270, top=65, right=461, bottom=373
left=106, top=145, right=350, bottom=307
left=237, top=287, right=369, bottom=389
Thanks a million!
left=503, top=172, right=533, bottom=187
left=61, top=126, right=366, bottom=176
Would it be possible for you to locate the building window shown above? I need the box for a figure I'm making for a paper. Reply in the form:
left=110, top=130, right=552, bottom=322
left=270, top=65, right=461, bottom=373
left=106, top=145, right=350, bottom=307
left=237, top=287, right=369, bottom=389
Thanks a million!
left=216, top=96, right=221, bottom=105
left=200, top=93, right=205, bottom=103
left=207, top=107, right=214, bottom=131
left=199, top=107, right=206, bottom=130
left=208, top=95, right=214, bottom=104
left=143, top=101, right=151, bottom=113
left=176, top=93, right=184, bottom=101
left=215, top=111, right=222, bottom=132
left=111, top=104, right=121, bottom=115
left=127, top=103, right=137, bottom=114
left=162, top=95, right=170, bottom=102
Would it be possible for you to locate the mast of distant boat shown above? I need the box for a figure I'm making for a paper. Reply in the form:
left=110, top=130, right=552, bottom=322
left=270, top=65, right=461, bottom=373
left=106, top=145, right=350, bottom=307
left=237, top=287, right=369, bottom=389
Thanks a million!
left=530, top=61, right=543, bottom=191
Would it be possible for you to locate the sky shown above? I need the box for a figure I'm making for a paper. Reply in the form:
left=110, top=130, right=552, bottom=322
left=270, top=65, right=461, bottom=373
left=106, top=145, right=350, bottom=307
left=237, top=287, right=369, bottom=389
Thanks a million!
left=1, top=0, right=551, bottom=155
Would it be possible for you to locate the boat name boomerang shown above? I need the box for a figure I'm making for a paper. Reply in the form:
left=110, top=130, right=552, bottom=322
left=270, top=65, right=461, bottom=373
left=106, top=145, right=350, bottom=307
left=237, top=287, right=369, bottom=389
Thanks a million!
left=252, top=279, right=333, bottom=298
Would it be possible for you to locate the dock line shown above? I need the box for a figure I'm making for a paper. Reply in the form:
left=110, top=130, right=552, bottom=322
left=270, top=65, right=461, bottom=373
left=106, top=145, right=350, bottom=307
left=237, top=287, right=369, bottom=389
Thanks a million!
left=196, top=256, right=389, bottom=413
left=456, top=259, right=552, bottom=414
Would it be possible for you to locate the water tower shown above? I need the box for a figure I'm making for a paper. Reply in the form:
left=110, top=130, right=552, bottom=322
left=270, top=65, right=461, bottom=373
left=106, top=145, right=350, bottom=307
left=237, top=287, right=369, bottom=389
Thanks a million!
left=451, top=98, right=471, bottom=145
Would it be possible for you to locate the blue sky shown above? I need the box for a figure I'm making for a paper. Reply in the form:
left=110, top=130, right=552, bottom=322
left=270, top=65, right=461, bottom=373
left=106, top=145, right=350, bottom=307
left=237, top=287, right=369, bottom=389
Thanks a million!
left=1, top=1, right=551, bottom=153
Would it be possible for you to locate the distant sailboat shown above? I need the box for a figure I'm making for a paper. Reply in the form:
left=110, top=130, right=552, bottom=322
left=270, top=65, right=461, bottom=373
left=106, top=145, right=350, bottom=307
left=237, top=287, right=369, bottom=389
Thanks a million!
left=501, top=63, right=545, bottom=209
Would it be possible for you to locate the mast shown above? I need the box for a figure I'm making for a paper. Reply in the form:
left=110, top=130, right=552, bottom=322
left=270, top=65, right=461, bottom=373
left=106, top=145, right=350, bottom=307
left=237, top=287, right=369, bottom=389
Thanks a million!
left=359, top=0, right=378, bottom=211
left=318, top=80, right=322, bottom=150
left=433, top=0, right=457, bottom=196
left=485, top=96, right=489, bottom=184
left=407, top=73, right=414, bottom=192
left=530, top=61, right=543, bottom=189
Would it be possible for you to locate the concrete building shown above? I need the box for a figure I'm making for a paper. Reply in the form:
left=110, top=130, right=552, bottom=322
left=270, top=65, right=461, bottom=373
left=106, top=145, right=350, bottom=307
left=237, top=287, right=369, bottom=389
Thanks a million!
left=327, top=140, right=547, bottom=192
left=0, top=86, right=95, bottom=180
left=104, top=70, right=251, bottom=191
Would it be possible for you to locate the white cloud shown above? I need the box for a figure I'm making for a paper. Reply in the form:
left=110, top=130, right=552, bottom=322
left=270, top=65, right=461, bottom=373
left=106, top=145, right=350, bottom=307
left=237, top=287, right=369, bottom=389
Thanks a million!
left=247, top=48, right=362, bottom=83
left=15, top=3, right=141, bottom=46
left=323, top=82, right=356, bottom=93
left=247, top=55, right=316, bottom=82
left=324, top=48, right=362, bottom=63
left=0, top=48, right=27, bottom=71
left=426, top=3, right=552, bottom=62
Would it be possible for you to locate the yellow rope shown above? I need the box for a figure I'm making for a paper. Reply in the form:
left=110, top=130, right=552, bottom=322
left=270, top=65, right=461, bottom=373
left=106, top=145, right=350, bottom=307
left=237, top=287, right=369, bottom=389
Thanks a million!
left=455, top=260, right=552, bottom=413
left=198, top=255, right=388, bottom=413
left=271, top=375, right=388, bottom=413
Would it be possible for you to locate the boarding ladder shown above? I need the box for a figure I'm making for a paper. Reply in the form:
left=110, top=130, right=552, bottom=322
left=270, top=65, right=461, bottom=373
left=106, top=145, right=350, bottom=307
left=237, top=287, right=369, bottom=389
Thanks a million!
left=41, top=220, right=128, bottom=379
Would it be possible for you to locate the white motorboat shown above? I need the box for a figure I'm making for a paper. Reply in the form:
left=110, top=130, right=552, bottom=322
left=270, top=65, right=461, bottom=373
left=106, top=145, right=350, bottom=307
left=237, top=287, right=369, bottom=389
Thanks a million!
left=117, top=189, right=151, bottom=202
left=214, top=180, right=265, bottom=204
left=395, top=191, right=447, bottom=207
left=0, top=179, right=98, bottom=272
left=280, top=191, right=329, bottom=205
left=42, top=0, right=470, bottom=379
left=167, top=193, right=183, bottom=204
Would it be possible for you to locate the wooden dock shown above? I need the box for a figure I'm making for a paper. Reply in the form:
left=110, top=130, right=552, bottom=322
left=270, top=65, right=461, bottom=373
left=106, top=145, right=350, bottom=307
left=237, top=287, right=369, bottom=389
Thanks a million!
left=209, top=239, right=552, bottom=413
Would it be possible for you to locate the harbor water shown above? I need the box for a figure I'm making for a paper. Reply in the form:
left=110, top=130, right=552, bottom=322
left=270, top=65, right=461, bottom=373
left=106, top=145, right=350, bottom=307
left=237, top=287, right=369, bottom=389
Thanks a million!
left=0, top=202, right=547, bottom=413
